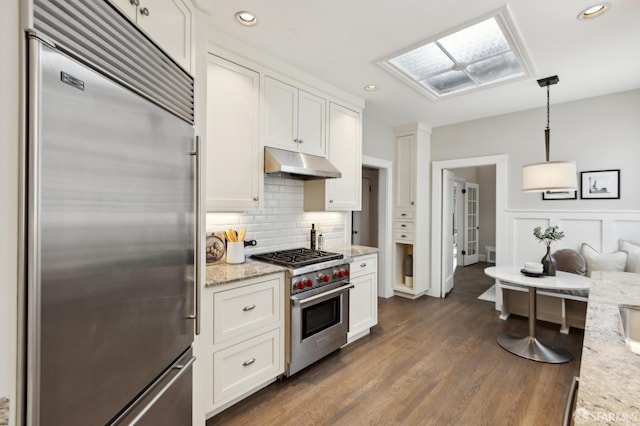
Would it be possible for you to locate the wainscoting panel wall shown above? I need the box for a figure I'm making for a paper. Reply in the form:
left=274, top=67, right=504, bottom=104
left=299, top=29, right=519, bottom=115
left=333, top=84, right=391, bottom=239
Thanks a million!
left=506, top=210, right=640, bottom=267
left=498, top=210, right=640, bottom=329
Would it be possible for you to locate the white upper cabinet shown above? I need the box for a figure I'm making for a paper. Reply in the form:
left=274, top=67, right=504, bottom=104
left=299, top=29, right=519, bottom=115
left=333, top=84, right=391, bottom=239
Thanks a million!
left=297, top=90, right=326, bottom=157
left=304, top=102, right=362, bottom=211
left=205, top=55, right=261, bottom=211
left=110, top=0, right=193, bottom=73
left=263, top=76, right=326, bottom=157
left=395, top=134, right=416, bottom=210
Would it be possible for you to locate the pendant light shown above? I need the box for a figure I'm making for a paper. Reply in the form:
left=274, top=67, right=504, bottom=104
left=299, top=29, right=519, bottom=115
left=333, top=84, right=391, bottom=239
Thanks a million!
left=522, top=76, right=577, bottom=192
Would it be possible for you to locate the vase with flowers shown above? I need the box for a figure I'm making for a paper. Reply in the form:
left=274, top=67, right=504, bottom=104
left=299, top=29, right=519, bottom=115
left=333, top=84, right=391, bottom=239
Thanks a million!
left=533, top=226, right=565, bottom=276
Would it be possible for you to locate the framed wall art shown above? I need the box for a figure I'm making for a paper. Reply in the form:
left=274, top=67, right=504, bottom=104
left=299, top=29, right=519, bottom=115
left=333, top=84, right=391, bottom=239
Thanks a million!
left=542, top=190, right=577, bottom=200
left=580, top=169, right=620, bottom=199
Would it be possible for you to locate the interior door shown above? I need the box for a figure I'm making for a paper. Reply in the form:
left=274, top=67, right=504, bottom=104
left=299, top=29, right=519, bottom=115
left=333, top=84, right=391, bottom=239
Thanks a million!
left=441, top=169, right=455, bottom=295
left=463, top=182, right=480, bottom=266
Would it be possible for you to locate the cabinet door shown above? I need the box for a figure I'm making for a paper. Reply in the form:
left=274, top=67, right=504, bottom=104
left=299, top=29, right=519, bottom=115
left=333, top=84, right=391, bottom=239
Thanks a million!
left=325, top=102, right=362, bottom=210
left=263, top=77, right=298, bottom=150
left=394, top=135, right=416, bottom=209
left=206, top=55, right=261, bottom=211
left=297, top=90, right=326, bottom=156
left=110, top=0, right=137, bottom=21
left=137, top=0, right=192, bottom=72
left=348, top=273, right=377, bottom=340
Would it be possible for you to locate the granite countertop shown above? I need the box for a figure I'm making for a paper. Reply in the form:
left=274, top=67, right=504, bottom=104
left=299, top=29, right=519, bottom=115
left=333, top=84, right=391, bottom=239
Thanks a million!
left=205, top=245, right=378, bottom=288
left=205, top=260, right=286, bottom=288
left=574, top=272, right=640, bottom=424
left=327, top=244, right=379, bottom=258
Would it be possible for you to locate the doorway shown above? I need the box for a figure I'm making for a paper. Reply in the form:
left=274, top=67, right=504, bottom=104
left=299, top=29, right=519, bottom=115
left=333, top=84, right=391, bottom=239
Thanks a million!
left=352, top=167, right=379, bottom=247
left=431, top=155, right=507, bottom=305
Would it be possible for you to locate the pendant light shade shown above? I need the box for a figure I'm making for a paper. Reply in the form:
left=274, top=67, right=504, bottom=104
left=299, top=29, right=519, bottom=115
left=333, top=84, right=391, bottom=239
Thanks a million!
left=522, top=75, right=577, bottom=192
left=522, top=161, right=577, bottom=192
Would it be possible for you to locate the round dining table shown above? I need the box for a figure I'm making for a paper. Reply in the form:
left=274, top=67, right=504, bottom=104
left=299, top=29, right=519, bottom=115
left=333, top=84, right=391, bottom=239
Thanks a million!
left=484, top=266, right=592, bottom=363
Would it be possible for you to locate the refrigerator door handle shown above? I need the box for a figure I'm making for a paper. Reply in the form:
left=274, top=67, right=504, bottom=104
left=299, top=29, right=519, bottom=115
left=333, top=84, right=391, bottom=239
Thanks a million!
left=189, top=135, right=201, bottom=336
left=114, top=355, right=196, bottom=425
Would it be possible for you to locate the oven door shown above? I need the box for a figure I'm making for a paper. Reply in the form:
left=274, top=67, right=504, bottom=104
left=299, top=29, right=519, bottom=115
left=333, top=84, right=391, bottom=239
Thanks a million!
left=288, top=281, right=353, bottom=376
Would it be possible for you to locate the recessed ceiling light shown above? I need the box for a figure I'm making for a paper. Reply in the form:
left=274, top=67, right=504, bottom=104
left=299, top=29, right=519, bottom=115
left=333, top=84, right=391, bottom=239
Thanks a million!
left=577, top=3, right=610, bottom=20
left=363, top=84, right=379, bottom=92
left=235, top=11, right=258, bottom=26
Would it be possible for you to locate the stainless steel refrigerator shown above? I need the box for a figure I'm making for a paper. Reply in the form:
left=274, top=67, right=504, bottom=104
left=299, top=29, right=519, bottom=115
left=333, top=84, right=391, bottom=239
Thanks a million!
left=24, top=1, right=198, bottom=424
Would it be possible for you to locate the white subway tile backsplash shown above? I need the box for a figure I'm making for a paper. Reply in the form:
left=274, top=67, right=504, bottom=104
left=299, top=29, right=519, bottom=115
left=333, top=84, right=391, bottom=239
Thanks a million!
left=207, top=176, right=346, bottom=254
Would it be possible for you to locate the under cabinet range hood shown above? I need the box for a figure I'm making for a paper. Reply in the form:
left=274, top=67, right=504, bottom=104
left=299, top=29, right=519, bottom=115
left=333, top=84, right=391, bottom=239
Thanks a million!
left=264, top=147, right=341, bottom=180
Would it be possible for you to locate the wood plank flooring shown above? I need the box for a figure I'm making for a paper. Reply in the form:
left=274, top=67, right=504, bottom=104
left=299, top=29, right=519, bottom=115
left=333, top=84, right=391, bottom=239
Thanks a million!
left=208, top=263, right=583, bottom=425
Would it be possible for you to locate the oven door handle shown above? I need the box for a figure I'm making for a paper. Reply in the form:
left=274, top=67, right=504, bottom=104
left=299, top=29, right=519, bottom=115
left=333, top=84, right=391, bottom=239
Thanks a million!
left=291, top=283, right=354, bottom=307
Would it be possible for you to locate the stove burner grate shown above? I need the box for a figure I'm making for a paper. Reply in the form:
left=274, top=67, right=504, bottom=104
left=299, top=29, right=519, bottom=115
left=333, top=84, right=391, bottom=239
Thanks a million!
left=251, top=248, right=343, bottom=268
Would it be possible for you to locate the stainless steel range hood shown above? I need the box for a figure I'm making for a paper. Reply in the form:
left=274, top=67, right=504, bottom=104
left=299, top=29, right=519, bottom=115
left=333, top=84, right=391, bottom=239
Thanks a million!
left=264, top=147, right=341, bottom=180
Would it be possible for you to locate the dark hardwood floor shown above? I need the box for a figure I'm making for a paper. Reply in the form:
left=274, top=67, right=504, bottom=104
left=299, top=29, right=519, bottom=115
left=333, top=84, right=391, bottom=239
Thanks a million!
left=208, top=262, right=583, bottom=425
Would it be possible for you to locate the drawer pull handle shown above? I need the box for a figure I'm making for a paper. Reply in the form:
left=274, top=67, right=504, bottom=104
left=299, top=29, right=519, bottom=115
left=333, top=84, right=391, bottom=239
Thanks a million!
left=401, top=224, right=406, bottom=227
left=360, top=263, right=367, bottom=267
left=402, top=235, right=406, bottom=238
left=401, top=213, right=406, bottom=216
left=243, top=358, right=256, bottom=367
left=242, top=304, right=256, bottom=312
left=411, top=201, right=415, bottom=205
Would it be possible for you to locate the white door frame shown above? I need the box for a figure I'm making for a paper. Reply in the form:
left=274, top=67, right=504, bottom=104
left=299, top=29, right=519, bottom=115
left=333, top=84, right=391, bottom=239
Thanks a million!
left=362, top=155, right=393, bottom=298
left=431, top=155, right=507, bottom=309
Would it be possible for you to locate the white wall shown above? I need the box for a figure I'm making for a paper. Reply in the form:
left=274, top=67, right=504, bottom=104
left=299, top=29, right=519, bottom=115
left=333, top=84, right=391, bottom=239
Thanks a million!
left=362, top=114, right=393, bottom=161
left=206, top=176, right=346, bottom=254
left=0, top=0, right=19, bottom=424
left=432, top=89, right=640, bottom=210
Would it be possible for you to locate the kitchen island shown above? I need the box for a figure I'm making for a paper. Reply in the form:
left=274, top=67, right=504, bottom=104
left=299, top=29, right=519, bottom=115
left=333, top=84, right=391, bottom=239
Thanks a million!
left=574, top=272, right=640, bottom=424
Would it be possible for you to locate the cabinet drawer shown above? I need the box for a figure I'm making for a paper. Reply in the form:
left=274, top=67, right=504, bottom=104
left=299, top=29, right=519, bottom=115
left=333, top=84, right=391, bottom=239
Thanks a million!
left=213, top=277, right=281, bottom=344
left=350, top=254, right=377, bottom=277
left=395, top=208, right=414, bottom=220
left=394, top=221, right=414, bottom=232
left=395, top=231, right=414, bottom=243
left=213, top=329, right=281, bottom=405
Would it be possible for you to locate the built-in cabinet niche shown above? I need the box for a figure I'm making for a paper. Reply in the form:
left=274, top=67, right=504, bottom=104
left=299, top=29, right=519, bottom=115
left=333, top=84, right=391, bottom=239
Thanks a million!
left=392, top=123, right=431, bottom=298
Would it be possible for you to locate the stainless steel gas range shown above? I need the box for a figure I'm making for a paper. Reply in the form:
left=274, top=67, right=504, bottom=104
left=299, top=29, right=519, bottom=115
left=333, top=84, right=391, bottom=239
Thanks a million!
left=252, top=248, right=352, bottom=376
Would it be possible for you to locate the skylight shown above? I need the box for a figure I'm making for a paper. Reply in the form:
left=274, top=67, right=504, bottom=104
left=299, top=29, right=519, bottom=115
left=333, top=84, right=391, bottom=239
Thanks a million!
left=379, top=8, right=532, bottom=100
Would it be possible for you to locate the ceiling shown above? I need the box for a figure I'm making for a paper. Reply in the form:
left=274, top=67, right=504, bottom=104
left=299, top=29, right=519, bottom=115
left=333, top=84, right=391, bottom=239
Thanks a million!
left=208, top=0, right=640, bottom=128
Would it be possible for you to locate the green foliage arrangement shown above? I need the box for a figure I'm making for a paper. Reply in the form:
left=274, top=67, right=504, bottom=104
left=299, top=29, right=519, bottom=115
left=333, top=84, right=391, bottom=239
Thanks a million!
left=533, top=226, right=565, bottom=247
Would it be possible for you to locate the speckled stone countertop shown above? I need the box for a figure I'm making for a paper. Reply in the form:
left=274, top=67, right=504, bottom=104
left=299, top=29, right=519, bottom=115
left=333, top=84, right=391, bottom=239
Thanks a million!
left=574, top=272, right=640, bottom=424
left=205, top=245, right=378, bottom=288
left=205, top=261, right=286, bottom=288
left=326, top=245, right=379, bottom=258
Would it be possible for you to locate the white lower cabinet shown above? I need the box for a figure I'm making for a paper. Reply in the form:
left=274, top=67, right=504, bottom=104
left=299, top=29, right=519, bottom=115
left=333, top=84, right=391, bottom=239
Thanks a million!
left=213, top=329, right=281, bottom=404
left=347, top=253, right=378, bottom=343
left=195, top=272, right=285, bottom=419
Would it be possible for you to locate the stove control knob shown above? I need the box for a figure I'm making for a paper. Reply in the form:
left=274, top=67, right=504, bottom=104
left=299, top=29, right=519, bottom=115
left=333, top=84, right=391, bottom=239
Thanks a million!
left=337, top=270, right=345, bottom=278
left=345, top=269, right=350, bottom=277
left=322, top=274, right=330, bottom=282
left=295, top=281, right=305, bottom=290
left=305, top=279, right=313, bottom=287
